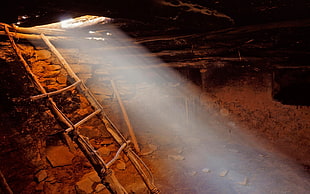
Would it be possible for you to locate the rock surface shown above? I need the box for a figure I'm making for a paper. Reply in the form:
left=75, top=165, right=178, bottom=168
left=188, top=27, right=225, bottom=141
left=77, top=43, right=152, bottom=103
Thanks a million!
left=46, top=146, right=74, bottom=167
left=98, top=146, right=111, bottom=157
left=168, top=154, right=185, bottom=161
left=35, top=170, right=48, bottom=182
left=76, top=171, right=102, bottom=194
left=116, top=160, right=126, bottom=170
left=140, top=144, right=158, bottom=156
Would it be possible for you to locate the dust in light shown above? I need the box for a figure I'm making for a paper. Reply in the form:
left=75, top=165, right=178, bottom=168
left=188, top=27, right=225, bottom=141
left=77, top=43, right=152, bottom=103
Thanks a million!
left=23, top=15, right=309, bottom=193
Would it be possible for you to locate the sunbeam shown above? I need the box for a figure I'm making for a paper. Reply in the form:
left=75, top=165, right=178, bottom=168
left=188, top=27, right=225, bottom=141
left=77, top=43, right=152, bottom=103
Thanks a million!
left=23, top=15, right=310, bottom=193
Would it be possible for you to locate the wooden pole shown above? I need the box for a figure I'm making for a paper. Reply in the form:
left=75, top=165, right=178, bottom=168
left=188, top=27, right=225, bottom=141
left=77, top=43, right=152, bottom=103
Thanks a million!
left=0, top=171, right=13, bottom=194
left=110, top=80, right=140, bottom=153
left=185, top=97, right=189, bottom=127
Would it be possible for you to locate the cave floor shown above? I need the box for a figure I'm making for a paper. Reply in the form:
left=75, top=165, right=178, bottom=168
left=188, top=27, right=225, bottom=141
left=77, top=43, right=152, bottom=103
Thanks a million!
left=0, top=18, right=310, bottom=193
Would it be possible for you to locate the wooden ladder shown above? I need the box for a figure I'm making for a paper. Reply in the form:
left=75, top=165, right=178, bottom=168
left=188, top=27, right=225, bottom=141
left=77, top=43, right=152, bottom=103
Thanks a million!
left=3, top=24, right=160, bottom=194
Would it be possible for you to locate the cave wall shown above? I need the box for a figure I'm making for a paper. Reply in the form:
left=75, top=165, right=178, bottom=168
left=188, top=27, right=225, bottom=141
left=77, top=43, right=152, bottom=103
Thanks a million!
left=1, top=0, right=309, bottom=31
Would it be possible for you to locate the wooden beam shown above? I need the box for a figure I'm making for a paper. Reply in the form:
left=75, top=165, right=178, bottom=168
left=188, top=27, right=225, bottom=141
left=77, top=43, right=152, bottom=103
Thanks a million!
left=0, top=171, right=13, bottom=194
left=110, top=80, right=140, bottom=153
left=0, top=31, right=67, bottom=40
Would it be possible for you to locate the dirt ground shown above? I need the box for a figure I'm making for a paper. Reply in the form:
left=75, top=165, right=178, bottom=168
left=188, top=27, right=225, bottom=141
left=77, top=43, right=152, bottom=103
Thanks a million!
left=116, top=69, right=310, bottom=193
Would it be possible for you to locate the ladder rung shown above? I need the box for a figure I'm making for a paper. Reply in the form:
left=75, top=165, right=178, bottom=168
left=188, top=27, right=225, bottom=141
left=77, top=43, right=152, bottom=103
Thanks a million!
left=106, top=142, right=128, bottom=168
left=30, top=80, right=82, bottom=100
left=66, top=109, right=101, bottom=132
